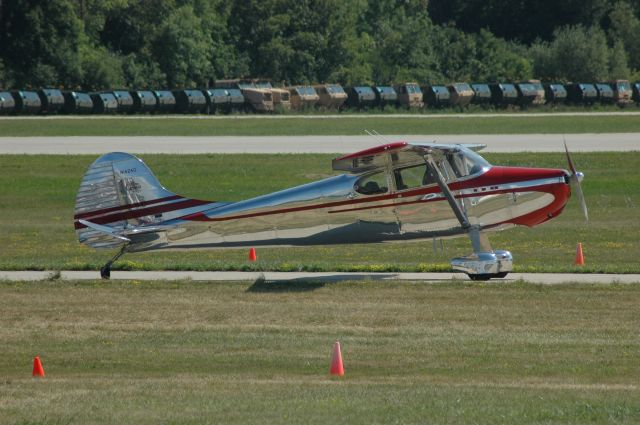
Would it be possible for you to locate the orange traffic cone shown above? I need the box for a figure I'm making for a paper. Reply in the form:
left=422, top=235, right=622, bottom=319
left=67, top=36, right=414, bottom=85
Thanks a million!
left=32, top=356, right=45, bottom=377
left=574, top=243, right=585, bottom=266
left=330, top=341, right=344, bottom=376
left=248, top=247, right=257, bottom=262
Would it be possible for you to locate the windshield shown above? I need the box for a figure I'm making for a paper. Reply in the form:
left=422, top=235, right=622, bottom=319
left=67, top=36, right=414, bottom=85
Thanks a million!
left=617, top=82, right=630, bottom=91
left=446, top=148, right=491, bottom=178
left=327, top=85, right=344, bottom=94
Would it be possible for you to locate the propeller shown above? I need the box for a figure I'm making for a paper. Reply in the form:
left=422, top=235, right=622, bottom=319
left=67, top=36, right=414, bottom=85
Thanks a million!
left=564, top=141, right=589, bottom=221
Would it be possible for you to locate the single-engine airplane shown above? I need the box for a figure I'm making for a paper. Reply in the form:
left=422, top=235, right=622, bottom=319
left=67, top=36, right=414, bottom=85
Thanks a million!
left=74, top=141, right=587, bottom=280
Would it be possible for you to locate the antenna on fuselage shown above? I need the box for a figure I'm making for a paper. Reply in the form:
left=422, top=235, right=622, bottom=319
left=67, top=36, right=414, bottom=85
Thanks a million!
left=364, top=129, right=392, bottom=145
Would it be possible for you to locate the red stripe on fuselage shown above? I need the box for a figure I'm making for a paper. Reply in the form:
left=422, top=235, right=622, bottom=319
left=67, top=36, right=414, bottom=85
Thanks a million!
left=74, top=198, right=212, bottom=229
left=74, top=195, right=183, bottom=219
left=179, top=167, right=567, bottom=224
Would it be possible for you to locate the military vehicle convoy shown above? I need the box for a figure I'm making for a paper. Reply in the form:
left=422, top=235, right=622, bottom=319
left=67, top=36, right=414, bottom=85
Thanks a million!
left=1, top=79, right=638, bottom=115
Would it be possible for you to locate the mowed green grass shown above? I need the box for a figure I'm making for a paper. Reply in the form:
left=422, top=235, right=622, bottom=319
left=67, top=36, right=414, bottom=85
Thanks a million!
left=2, top=114, right=640, bottom=136
left=0, top=279, right=639, bottom=424
left=0, top=152, right=639, bottom=273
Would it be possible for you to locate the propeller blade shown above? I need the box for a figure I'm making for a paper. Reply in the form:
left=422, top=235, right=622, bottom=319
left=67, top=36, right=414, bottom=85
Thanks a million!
left=571, top=174, right=589, bottom=221
left=564, top=141, right=577, bottom=174
left=564, top=142, right=589, bottom=222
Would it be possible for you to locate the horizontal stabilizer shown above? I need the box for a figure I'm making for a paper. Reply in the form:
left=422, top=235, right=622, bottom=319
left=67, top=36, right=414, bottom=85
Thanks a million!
left=78, top=220, right=131, bottom=242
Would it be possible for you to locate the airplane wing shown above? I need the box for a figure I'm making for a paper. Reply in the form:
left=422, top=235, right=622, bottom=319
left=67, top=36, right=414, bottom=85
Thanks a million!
left=332, top=142, right=486, bottom=173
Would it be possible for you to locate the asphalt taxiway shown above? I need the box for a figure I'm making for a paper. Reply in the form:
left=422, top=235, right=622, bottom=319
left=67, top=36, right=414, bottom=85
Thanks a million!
left=1, top=271, right=638, bottom=284
left=0, top=133, right=638, bottom=154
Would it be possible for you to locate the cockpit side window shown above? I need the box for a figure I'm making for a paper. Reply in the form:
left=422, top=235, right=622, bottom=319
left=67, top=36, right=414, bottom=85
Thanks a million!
left=355, top=171, right=388, bottom=195
left=393, top=164, right=435, bottom=190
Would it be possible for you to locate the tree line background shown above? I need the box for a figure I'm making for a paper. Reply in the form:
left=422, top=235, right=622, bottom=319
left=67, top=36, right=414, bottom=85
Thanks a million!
left=1, top=0, right=639, bottom=90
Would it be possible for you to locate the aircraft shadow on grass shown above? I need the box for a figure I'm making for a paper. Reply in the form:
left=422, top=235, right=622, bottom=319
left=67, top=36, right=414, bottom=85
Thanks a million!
left=246, top=273, right=392, bottom=292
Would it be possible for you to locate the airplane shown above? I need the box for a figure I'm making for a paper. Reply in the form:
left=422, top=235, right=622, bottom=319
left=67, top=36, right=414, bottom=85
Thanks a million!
left=73, top=141, right=587, bottom=280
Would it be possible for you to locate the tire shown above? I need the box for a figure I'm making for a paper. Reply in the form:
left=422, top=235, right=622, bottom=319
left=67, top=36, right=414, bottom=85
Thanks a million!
left=100, top=265, right=111, bottom=280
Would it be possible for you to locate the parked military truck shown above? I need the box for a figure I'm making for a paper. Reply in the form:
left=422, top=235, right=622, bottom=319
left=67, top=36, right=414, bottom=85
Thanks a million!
left=595, top=83, right=615, bottom=104
left=447, top=83, right=474, bottom=107
left=566, top=83, right=598, bottom=104
left=372, top=86, right=398, bottom=108
left=130, top=91, right=157, bottom=113
left=63, top=91, right=93, bottom=114
left=526, top=80, right=546, bottom=105
left=254, top=80, right=291, bottom=111
left=112, top=90, right=135, bottom=113
left=346, top=86, right=376, bottom=109
left=543, top=83, right=567, bottom=104
left=489, top=83, right=518, bottom=106
left=288, top=86, right=320, bottom=110
left=90, top=92, right=118, bottom=114
left=313, top=84, right=347, bottom=109
left=215, top=79, right=273, bottom=113
left=610, top=80, right=633, bottom=106
left=515, top=82, right=538, bottom=107
left=394, top=83, right=423, bottom=108
left=422, top=85, right=451, bottom=108
left=11, top=90, right=41, bottom=114
left=633, top=82, right=640, bottom=104
left=470, top=83, right=492, bottom=104
left=153, top=90, right=176, bottom=113
left=0, top=91, right=15, bottom=114
left=37, top=89, right=65, bottom=114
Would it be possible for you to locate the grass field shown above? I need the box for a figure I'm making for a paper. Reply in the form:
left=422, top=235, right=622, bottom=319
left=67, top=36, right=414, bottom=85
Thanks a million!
left=0, top=279, right=638, bottom=424
left=0, top=152, right=638, bottom=273
left=2, top=114, right=640, bottom=136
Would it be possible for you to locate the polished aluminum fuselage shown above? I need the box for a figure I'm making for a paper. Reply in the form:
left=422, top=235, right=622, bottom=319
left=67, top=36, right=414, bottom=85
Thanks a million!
left=74, top=149, right=570, bottom=253
left=131, top=169, right=568, bottom=252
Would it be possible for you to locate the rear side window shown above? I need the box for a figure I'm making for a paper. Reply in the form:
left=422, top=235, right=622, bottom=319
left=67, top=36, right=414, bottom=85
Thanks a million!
left=394, top=164, right=434, bottom=190
left=355, top=172, right=388, bottom=195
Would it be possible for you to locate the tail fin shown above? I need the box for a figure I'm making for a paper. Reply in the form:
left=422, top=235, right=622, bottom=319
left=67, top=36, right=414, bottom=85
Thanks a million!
left=74, top=152, right=178, bottom=249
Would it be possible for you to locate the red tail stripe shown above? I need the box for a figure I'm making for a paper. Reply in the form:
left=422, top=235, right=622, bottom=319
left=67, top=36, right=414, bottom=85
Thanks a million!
left=74, top=198, right=212, bottom=229
left=74, top=195, right=182, bottom=219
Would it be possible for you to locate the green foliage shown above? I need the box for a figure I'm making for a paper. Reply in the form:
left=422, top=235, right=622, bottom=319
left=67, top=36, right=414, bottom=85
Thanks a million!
left=429, top=0, right=616, bottom=44
left=153, top=5, right=213, bottom=87
left=531, top=25, right=612, bottom=81
left=608, top=1, right=640, bottom=70
left=0, top=0, right=639, bottom=89
left=80, top=44, right=125, bottom=90
left=471, top=29, right=533, bottom=81
left=0, top=0, right=84, bottom=87
left=609, top=38, right=632, bottom=80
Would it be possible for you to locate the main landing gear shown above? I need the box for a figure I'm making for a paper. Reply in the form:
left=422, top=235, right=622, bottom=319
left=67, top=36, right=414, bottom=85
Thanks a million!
left=423, top=155, right=512, bottom=281
left=100, top=245, right=127, bottom=279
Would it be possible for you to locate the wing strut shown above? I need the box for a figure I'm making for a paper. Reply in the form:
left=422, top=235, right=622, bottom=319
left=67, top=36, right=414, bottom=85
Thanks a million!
left=423, top=155, right=470, bottom=229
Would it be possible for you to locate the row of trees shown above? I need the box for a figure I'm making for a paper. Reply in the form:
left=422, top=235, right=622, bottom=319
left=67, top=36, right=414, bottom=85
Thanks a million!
left=1, top=0, right=639, bottom=90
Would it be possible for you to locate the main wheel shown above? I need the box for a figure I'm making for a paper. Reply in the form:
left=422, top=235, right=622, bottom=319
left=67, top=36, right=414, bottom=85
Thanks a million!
left=468, top=274, right=491, bottom=281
